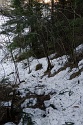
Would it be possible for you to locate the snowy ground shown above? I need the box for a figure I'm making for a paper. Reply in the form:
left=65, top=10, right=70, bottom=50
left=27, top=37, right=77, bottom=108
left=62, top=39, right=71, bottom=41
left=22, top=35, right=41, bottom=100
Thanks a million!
left=0, top=46, right=83, bottom=125
left=0, top=15, right=83, bottom=125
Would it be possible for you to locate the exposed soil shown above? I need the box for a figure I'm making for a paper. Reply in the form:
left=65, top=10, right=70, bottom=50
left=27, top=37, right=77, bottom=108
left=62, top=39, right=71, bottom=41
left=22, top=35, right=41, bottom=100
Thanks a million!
left=0, top=84, right=21, bottom=125
left=0, top=84, right=55, bottom=124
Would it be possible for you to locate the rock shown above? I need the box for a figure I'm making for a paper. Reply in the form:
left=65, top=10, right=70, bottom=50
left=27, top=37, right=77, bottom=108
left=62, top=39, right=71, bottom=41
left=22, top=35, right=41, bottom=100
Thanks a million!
left=35, top=63, right=42, bottom=71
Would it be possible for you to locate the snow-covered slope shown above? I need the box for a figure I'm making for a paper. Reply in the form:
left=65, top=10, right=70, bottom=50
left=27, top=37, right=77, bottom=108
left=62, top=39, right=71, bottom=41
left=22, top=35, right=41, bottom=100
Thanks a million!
left=0, top=15, right=83, bottom=125
left=0, top=48, right=82, bottom=125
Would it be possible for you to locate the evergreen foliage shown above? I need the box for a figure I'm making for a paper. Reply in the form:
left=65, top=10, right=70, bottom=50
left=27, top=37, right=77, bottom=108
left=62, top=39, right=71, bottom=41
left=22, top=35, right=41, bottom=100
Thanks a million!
left=0, top=0, right=83, bottom=64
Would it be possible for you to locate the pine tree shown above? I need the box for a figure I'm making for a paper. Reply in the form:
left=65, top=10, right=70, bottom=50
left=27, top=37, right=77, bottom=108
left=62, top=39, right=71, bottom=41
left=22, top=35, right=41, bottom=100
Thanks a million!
left=1, top=0, right=53, bottom=70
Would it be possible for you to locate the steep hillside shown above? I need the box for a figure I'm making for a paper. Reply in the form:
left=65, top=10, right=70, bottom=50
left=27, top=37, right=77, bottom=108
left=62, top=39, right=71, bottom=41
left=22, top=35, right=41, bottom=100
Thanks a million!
left=0, top=44, right=82, bottom=125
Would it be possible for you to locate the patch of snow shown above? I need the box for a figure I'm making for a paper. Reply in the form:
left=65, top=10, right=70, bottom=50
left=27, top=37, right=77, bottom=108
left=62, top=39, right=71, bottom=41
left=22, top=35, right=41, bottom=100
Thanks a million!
left=1, top=101, right=11, bottom=107
left=76, top=44, right=83, bottom=53
left=4, top=122, right=16, bottom=125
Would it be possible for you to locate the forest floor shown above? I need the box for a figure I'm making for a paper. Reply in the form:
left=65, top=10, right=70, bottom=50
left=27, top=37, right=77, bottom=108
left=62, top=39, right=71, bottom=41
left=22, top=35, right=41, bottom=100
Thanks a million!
left=0, top=15, right=83, bottom=125
left=0, top=44, right=83, bottom=125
